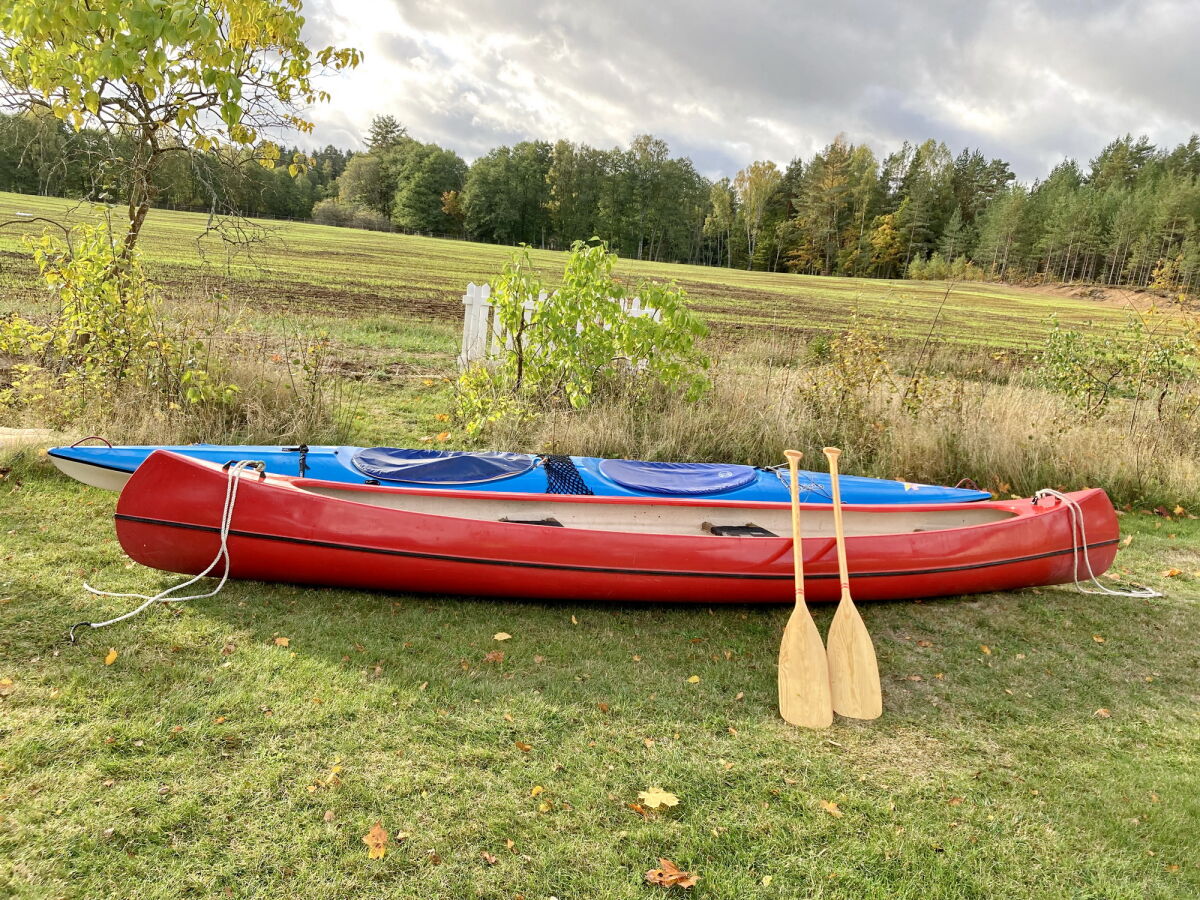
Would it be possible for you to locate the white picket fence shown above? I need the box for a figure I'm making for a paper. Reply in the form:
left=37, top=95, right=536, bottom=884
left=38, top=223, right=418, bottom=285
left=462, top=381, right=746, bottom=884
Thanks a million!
left=457, top=282, right=662, bottom=369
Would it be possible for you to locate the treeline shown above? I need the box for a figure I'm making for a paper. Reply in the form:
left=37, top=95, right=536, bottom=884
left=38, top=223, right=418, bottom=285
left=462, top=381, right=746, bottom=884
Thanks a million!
left=3, top=108, right=1199, bottom=295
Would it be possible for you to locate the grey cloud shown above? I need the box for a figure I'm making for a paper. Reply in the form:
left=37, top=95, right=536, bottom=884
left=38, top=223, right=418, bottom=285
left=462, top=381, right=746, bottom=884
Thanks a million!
left=301, top=0, right=1200, bottom=179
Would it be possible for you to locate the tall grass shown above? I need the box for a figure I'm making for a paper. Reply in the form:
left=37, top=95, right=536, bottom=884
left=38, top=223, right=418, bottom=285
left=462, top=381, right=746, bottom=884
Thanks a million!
left=491, top=333, right=1200, bottom=509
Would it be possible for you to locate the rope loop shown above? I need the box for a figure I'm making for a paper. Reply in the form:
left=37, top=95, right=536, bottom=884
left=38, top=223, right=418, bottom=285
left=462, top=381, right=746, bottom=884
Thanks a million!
left=68, top=460, right=262, bottom=642
left=1034, top=488, right=1161, bottom=598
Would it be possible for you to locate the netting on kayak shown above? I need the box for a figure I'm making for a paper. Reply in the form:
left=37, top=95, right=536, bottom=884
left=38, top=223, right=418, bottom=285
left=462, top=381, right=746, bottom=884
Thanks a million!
left=543, top=455, right=594, bottom=495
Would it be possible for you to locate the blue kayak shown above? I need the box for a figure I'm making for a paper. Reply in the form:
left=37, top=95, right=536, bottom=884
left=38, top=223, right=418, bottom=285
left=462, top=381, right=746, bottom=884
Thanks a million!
left=47, top=443, right=990, bottom=504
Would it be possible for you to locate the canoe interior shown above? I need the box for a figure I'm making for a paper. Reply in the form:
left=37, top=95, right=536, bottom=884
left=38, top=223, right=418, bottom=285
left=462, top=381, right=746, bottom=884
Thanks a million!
left=299, top=483, right=1016, bottom=537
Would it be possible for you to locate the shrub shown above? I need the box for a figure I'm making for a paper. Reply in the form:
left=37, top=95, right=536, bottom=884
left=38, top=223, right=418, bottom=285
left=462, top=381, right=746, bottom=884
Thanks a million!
left=455, top=241, right=709, bottom=434
left=311, top=198, right=356, bottom=227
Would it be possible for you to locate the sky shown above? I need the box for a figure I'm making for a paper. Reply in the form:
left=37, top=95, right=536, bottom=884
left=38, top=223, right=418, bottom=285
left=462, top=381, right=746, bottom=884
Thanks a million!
left=300, top=0, right=1200, bottom=181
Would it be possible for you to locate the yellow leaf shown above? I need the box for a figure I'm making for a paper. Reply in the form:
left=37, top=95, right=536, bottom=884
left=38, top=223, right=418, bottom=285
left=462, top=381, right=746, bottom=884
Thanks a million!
left=570, top=615, right=578, bottom=625
left=530, top=785, right=543, bottom=797
left=1093, top=635, right=1105, bottom=643
left=762, top=875, right=773, bottom=887
left=363, top=821, right=388, bottom=859
left=538, top=800, right=552, bottom=812
left=820, top=800, right=843, bottom=817
left=979, top=644, right=991, bottom=655
left=1162, top=568, right=1182, bottom=578
left=274, top=637, right=290, bottom=647
left=435, top=414, right=450, bottom=422
left=514, top=741, right=532, bottom=752
left=1173, top=505, right=1185, bottom=516
left=493, top=632, right=512, bottom=641
left=104, top=648, right=118, bottom=666
left=435, top=431, right=450, bottom=442
left=638, top=787, right=679, bottom=809
left=687, top=675, right=700, bottom=684
left=1094, top=708, right=1112, bottom=718
left=645, top=858, right=698, bottom=889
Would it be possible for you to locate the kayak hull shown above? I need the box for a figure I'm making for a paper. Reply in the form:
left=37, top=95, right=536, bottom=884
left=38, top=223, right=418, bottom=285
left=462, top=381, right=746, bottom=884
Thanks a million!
left=50, top=443, right=993, bottom=504
left=114, top=451, right=1119, bottom=604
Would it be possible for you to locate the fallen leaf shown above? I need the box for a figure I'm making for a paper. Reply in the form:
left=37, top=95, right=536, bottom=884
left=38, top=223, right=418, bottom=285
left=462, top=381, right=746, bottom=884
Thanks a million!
left=917, top=640, right=933, bottom=648
left=820, top=800, right=843, bottom=818
left=505, top=838, right=515, bottom=850
left=948, top=797, right=964, bottom=806
left=570, top=615, right=578, bottom=625
left=480, top=850, right=498, bottom=865
left=104, top=648, right=118, bottom=666
left=638, top=787, right=680, bottom=809
left=435, top=432, right=450, bottom=442
left=435, top=413, right=450, bottom=422
left=1094, top=708, right=1112, bottom=718
left=1150, top=792, right=1160, bottom=803
left=0, top=678, right=14, bottom=697
left=979, top=644, right=991, bottom=655
left=1166, top=864, right=1180, bottom=873
left=493, top=632, right=512, bottom=641
left=761, top=875, right=773, bottom=887
left=597, top=702, right=610, bottom=713
left=728, top=726, right=738, bottom=736
left=1162, top=568, right=1182, bottom=578
left=645, top=859, right=698, bottom=889
left=735, top=691, right=745, bottom=701
left=1093, top=635, right=1105, bottom=643
left=632, top=654, right=642, bottom=661
left=537, top=800, right=552, bottom=813
left=530, top=785, right=544, bottom=797
left=323, top=810, right=335, bottom=822
left=628, top=802, right=650, bottom=819
left=273, top=637, right=290, bottom=647
left=221, top=643, right=236, bottom=655
left=687, top=675, right=700, bottom=684
left=643, top=738, right=656, bottom=749
left=426, top=849, right=442, bottom=865
left=1120, top=535, right=1134, bottom=547
left=483, top=650, right=505, bottom=663
left=363, top=822, right=388, bottom=859
left=514, top=741, right=532, bottom=752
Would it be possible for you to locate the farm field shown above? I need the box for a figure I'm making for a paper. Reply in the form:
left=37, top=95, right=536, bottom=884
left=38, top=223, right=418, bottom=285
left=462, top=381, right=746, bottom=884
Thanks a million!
left=1, top=193, right=1198, bottom=898
left=0, top=191, right=1145, bottom=353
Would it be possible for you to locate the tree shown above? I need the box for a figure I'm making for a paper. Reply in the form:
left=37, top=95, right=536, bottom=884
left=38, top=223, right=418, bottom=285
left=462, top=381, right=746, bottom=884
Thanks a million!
left=734, top=160, right=782, bottom=269
left=367, top=115, right=408, bottom=152
left=704, top=178, right=737, bottom=268
left=391, top=144, right=468, bottom=233
left=0, top=0, right=361, bottom=255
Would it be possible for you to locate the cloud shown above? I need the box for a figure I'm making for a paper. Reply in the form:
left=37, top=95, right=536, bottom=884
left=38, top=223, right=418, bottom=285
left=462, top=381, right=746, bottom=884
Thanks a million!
left=300, top=0, right=1200, bottom=180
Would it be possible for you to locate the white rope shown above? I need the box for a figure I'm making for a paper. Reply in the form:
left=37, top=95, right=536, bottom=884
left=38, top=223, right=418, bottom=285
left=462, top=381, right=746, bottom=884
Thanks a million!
left=1034, top=488, right=1161, bottom=598
left=69, top=460, right=264, bottom=640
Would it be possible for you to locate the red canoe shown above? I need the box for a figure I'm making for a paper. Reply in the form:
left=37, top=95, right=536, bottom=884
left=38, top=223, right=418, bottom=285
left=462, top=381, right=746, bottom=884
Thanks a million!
left=113, top=450, right=1120, bottom=604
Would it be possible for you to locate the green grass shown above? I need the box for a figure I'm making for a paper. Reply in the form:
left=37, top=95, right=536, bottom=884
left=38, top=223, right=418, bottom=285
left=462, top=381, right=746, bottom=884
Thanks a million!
left=1, top=451, right=1197, bottom=898
left=2, top=193, right=1198, bottom=897
left=0, top=191, right=1144, bottom=352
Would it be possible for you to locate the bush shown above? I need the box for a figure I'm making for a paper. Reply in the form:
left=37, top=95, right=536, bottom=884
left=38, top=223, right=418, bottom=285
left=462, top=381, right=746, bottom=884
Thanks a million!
left=455, top=241, right=709, bottom=434
left=0, top=219, right=354, bottom=444
left=312, top=199, right=393, bottom=232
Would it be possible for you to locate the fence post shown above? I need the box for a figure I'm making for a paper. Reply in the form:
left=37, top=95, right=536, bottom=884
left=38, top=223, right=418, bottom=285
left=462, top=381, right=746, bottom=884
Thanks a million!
left=458, top=283, right=492, bottom=369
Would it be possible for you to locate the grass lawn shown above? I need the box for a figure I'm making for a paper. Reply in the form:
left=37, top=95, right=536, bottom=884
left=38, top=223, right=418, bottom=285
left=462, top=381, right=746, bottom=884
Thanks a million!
left=1, top=193, right=1198, bottom=897
left=1, top=450, right=1197, bottom=899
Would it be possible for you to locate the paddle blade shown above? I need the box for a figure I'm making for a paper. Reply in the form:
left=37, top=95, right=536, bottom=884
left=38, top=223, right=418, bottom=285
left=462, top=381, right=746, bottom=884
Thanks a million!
left=827, top=598, right=882, bottom=720
left=778, top=605, right=833, bottom=728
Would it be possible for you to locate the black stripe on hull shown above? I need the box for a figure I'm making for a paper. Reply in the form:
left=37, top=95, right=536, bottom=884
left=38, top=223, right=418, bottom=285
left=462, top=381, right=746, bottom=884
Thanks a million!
left=115, top=513, right=1119, bottom=582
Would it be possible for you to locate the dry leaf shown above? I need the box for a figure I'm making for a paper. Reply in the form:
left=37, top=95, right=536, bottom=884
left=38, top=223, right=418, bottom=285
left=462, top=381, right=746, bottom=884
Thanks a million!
left=273, top=637, right=290, bottom=647
left=570, top=615, right=578, bottom=625
left=514, top=741, right=532, bottom=752
left=1093, top=635, right=1105, bottom=643
left=819, top=800, right=843, bottom=817
left=104, top=648, right=118, bottom=666
left=628, top=802, right=650, bottom=819
left=483, top=650, right=505, bottom=663
left=1094, top=708, right=1112, bottom=718
left=505, top=838, right=515, bottom=850
left=435, top=432, right=450, bottom=442
left=597, top=702, right=610, bottom=713
left=537, top=800, right=552, bottom=813
left=530, top=785, right=543, bottom=797
left=435, top=413, right=450, bottom=422
left=1162, top=568, right=1182, bottom=577
left=632, top=654, right=642, bottom=661
left=643, top=738, right=656, bottom=749
left=727, top=726, right=738, bottom=736
left=323, top=810, right=335, bottom=823
left=1120, top=535, right=1134, bottom=547
left=917, top=639, right=933, bottom=647
left=687, top=675, right=700, bottom=684
left=979, top=644, right=991, bottom=655
left=221, top=643, right=236, bottom=655
left=638, top=787, right=679, bottom=809
left=948, top=797, right=964, bottom=806
left=761, top=875, right=773, bottom=887
left=493, top=632, right=512, bottom=641
left=480, top=850, right=498, bottom=865
left=426, top=849, right=442, bottom=865
left=0, top=678, right=14, bottom=697
left=363, top=822, right=388, bottom=859
left=645, top=859, right=698, bottom=889
left=735, top=691, right=745, bottom=701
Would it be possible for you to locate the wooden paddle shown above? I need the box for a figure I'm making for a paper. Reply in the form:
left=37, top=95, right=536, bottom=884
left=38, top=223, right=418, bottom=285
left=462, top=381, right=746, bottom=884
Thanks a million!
left=777, top=450, right=833, bottom=729
left=823, top=447, right=883, bottom=720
